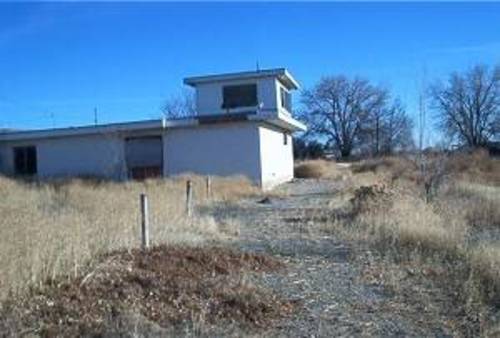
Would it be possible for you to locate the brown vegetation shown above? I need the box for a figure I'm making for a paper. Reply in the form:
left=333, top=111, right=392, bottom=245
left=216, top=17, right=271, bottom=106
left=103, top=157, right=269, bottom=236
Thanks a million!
left=294, top=160, right=339, bottom=179
left=327, top=150, right=500, bottom=333
left=445, top=148, right=500, bottom=185
left=0, top=245, right=292, bottom=336
left=0, top=175, right=258, bottom=300
left=352, top=149, right=500, bottom=186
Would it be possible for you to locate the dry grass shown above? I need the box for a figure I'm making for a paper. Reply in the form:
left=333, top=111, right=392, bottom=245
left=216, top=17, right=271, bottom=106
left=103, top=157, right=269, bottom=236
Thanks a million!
left=294, top=159, right=340, bottom=179
left=470, top=244, right=500, bottom=304
left=351, top=190, right=467, bottom=258
left=0, top=175, right=258, bottom=300
left=351, top=150, right=500, bottom=187
left=442, top=182, right=500, bottom=229
left=446, top=149, right=500, bottom=185
left=351, top=156, right=417, bottom=181
left=329, top=151, right=500, bottom=318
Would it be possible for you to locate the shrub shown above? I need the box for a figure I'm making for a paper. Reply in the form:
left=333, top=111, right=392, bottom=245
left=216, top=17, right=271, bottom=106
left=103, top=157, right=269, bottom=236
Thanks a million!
left=294, top=160, right=338, bottom=179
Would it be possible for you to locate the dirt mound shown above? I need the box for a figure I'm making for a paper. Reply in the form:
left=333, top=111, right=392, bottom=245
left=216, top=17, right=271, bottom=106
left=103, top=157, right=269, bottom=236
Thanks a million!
left=350, top=183, right=394, bottom=214
left=0, top=246, right=293, bottom=336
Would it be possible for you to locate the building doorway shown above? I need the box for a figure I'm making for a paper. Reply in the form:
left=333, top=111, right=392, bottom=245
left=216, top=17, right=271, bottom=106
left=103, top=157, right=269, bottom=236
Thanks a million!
left=125, top=136, right=163, bottom=180
left=13, top=146, right=37, bottom=176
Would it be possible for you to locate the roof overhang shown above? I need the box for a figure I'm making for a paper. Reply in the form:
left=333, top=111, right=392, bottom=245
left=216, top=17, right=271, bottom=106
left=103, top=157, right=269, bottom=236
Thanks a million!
left=249, top=112, right=307, bottom=132
left=184, top=68, right=300, bottom=90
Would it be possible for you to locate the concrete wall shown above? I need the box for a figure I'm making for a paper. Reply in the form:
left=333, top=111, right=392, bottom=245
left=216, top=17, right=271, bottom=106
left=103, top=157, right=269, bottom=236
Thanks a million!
left=0, top=133, right=128, bottom=179
left=195, top=77, right=280, bottom=116
left=0, top=122, right=296, bottom=189
left=163, top=122, right=262, bottom=184
left=258, top=125, right=294, bottom=189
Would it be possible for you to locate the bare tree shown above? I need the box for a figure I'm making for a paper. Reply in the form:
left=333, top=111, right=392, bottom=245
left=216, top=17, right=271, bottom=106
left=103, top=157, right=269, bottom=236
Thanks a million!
left=300, top=76, right=387, bottom=158
left=161, top=88, right=196, bottom=119
left=358, top=99, right=414, bottom=156
left=380, top=99, right=414, bottom=154
left=359, top=105, right=387, bottom=156
left=430, top=64, right=500, bottom=147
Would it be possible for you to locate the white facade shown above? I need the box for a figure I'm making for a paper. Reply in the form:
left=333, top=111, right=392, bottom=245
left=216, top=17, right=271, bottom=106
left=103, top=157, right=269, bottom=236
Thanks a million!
left=194, top=77, right=289, bottom=117
left=0, top=68, right=306, bottom=188
left=164, top=122, right=261, bottom=183
left=163, top=122, right=294, bottom=189
left=0, top=133, right=127, bottom=179
left=258, top=126, right=294, bottom=189
left=185, top=68, right=298, bottom=119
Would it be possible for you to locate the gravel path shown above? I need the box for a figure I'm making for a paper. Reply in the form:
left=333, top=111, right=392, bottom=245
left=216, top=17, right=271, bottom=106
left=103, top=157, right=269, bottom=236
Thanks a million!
left=205, top=178, right=457, bottom=337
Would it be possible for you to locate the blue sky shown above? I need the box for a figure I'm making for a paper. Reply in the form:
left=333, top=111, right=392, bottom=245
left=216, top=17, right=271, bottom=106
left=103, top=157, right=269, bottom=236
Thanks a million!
left=1, top=2, right=499, bottom=143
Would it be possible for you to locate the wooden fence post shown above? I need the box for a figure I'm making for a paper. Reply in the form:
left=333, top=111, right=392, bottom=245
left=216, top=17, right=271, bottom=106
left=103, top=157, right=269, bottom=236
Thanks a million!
left=186, top=180, right=193, bottom=217
left=140, top=193, right=150, bottom=249
left=206, top=176, right=211, bottom=200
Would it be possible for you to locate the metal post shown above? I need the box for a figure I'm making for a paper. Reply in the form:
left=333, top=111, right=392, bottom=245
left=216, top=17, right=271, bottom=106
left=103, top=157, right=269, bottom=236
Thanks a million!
left=140, top=193, right=150, bottom=249
left=186, top=180, right=193, bottom=217
left=206, top=176, right=211, bottom=200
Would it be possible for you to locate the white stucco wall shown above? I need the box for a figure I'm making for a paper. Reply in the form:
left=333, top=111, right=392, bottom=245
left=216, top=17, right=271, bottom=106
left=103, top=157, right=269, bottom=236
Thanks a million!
left=0, top=133, right=127, bottom=179
left=0, top=121, right=297, bottom=190
left=163, top=122, right=262, bottom=184
left=195, top=77, right=280, bottom=116
left=258, top=125, right=294, bottom=189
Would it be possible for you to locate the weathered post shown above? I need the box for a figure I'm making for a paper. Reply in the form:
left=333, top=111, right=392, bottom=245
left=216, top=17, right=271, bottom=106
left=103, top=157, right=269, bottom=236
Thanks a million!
left=140, top=193, right=150, bottom=249
left=206, top=176, right=212, bottom=200
left=186, top=180, right=193, bottom=217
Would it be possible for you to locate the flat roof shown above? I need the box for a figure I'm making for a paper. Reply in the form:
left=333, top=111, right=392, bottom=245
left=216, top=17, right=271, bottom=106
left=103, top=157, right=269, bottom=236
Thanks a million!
left=0, top=113, right=306, bottom=142
left=184, top=68, right=300, bottom=90
left=0, top=118, right=194, bottom=142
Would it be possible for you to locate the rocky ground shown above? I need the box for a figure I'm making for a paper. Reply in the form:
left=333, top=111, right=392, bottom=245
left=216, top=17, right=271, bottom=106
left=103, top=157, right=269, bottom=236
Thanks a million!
left=206, top=178, right=471, bottom=337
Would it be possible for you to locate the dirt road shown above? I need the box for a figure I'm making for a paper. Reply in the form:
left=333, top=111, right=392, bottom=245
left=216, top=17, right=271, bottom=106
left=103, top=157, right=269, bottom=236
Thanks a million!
left=206, top=178, right=458, bottom=337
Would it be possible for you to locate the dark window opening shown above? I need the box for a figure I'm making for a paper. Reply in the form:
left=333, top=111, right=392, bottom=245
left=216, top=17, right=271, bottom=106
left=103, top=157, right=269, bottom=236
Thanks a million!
left=280, top=87, right=292, bottom=112
left=222, top=84, right=257, bottom=109
left=14, top=146, right=37, bottom=175
left=283, top=133, right=288, bottom=146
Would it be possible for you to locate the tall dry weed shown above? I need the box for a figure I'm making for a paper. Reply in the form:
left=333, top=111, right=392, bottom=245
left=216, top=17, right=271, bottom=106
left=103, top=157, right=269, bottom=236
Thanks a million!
left=346, top=155, right=500, bottom=310
left=446, top=149, right=500, bottom=185
left=0, top=175, right=256, bottom=299
left=469, top=244, right=500, bottom=304
left=354, top=194, right=467, bottom=257
left=442, top=182, right=500, bottom=229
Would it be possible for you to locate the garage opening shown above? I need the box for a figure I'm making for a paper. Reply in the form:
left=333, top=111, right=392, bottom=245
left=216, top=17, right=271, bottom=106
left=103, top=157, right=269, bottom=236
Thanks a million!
left=125, top=136, right=163, bottom=180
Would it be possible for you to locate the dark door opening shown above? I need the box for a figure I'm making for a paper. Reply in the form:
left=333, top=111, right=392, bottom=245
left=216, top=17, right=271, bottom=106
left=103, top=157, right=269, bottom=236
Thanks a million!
left=13, top=146, right=37, bottom=176
left=125, top=136, right=163, bottom=180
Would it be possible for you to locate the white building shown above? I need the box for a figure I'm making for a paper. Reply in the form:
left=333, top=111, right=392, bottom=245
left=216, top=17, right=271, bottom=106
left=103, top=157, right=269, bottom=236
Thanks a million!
left=0, top=68, right=306, bottom=189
